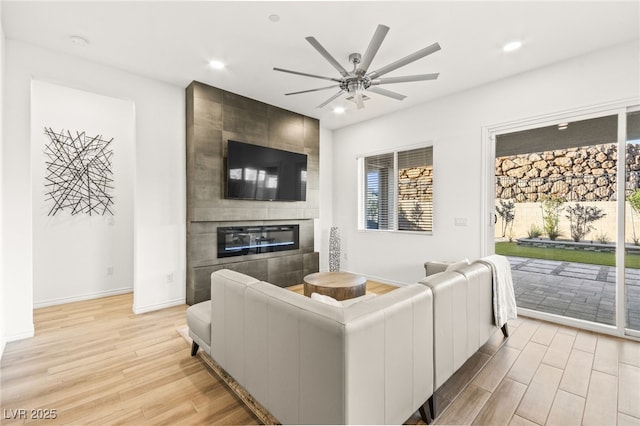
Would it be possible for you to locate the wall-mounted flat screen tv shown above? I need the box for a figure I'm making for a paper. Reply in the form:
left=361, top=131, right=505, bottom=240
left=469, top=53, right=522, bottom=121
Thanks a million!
left=226, top=140, right=307, bottom=201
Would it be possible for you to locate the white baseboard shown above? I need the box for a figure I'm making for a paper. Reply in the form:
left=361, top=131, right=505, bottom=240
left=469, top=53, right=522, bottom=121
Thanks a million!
left=5, top=326, right=35, bottom=343
left=33, top=287, right=133, bottom=309
left=133, top=298, right=185, bottom=314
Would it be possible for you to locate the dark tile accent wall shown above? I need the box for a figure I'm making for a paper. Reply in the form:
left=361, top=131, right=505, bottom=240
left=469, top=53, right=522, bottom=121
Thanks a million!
left=186, top=81, right=320, bottom=304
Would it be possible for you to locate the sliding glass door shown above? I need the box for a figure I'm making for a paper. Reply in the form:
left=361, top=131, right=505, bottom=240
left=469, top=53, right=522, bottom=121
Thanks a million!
left=488, top=104, right=639, bottom=337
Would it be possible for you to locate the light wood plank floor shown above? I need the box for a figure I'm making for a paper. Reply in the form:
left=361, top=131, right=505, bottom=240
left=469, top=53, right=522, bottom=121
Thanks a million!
left=2, top=283, right=639, bottom=425
left=0, top=294, right=257, bottom=425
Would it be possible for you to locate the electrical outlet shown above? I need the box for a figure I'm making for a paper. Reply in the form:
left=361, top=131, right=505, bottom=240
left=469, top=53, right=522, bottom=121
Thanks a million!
left=106, top=266, right=114, bottom=276
left=166, top=273, right=174, bottom=283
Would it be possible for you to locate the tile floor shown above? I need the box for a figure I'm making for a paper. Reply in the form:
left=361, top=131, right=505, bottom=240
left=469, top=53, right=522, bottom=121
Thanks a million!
left=426, top=316, right=640, bottom=425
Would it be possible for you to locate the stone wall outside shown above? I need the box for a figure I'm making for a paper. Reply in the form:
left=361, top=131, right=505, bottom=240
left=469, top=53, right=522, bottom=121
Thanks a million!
left=496, top=143, right=640, bottom=203
left=398, top=166, right=433, bottom=231
left=495, top=143, right=640, bottom=243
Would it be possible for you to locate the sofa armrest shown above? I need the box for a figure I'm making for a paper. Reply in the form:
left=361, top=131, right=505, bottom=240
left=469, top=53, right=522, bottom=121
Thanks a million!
left=210, top=269, right=261, bottom=381
left=424, top=260, right=454, bottom=276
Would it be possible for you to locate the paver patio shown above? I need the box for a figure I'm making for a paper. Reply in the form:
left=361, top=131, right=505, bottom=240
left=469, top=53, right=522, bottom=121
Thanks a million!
left=507, top=256, right=640, bottom=330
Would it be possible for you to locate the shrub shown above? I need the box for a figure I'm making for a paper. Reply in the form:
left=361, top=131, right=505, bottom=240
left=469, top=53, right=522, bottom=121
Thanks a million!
left=541, top=195, right=565, bottom=241
left=565, top=203, right=606, bottom=242
left=398, top=201, right=426, bottom=231
left=595, top=232, right=609, bottom=244
left=627, top=189, right=640, bottom=245
left=496, top=199, right=516, bottom=238
left=527, top=224, right=543, bottom=238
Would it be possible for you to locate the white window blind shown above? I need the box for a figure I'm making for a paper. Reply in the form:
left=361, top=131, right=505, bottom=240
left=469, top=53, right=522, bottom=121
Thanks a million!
left=364, top=153, right=394, bottom=230
left=362, top=146, right=433, bottom=232
left=398, top=147, right=433, bottom=231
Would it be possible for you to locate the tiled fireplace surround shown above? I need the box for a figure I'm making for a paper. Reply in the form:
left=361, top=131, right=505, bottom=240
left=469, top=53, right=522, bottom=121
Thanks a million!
left=186, top=81, right=320, bottom=305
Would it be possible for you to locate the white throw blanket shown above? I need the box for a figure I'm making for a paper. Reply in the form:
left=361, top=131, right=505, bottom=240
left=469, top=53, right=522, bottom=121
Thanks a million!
left=478, top=255, right=518, bottom=328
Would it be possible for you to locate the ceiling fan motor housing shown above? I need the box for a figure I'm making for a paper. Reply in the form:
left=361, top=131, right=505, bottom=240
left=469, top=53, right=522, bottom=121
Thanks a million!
left=343, top=78, right=370, bottom=94
left=335, top=53, right=370, bottom=94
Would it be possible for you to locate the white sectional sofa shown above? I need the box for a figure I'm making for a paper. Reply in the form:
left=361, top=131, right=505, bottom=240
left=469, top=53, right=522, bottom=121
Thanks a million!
left=187, top=259, right=509, bottom=424
left=190, top=269, right=434, bottom=425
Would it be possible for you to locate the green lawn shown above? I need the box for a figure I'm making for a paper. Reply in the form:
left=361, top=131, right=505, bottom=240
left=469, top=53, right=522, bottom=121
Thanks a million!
left=495, top=242, right=640, bottom=268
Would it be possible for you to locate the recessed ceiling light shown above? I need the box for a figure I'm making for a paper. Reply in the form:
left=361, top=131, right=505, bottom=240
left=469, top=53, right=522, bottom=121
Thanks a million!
left=209, top=60, right=225, bottom=70
left=269, top=14, right=280, bottom=23
left=503, top=40, right=523, bottom=52
left=70, top=35, right=89, bottom=48
left=333, top=106, right=346, bottom=114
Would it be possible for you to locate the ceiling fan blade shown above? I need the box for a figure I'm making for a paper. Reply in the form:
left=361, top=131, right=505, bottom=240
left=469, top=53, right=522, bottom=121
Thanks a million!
left=367, top=86, right=407, bottom=101
left=305, top=36, right=350, bottom=77
left=317, top=90, right=346, bottom=108
left=370, top=73, right=439, bottom=85
left=273, top=67, right=342, bottom=83
left=355, top=92, right=365, bottom=110
left=285, top=85, right=339, bottom=96
left=367, top=42, right=441, bottom=79
left=357, top=24, right=390, bottom=74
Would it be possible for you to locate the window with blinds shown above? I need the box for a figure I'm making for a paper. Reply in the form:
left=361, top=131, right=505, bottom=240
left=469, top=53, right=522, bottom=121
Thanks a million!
left=361, top=146, right=433, bottom=232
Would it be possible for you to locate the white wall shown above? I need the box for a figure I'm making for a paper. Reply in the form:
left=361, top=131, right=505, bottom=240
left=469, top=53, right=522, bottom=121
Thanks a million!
left=31, top=80, right=135, bottom=307
left=316, top=126, right=334, bottom=272
left=331, top=40, right=640, bottom=285
left=3, top=39, right=185, bottom=341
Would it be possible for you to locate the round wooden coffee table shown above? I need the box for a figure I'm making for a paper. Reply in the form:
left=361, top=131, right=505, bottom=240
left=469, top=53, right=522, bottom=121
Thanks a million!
left=303, top=272, right=367, bottom=301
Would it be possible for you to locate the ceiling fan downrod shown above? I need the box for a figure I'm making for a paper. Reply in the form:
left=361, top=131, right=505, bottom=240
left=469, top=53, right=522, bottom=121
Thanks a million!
left=341, top=53, right=371, bottom=95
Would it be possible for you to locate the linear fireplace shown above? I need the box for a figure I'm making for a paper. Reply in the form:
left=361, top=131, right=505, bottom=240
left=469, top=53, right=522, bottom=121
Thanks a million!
left=217, top=224, right=300, bottom=258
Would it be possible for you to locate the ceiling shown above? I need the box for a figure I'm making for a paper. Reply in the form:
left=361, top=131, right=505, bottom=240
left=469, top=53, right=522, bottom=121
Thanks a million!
left=2, top=1, right=639, bottom=130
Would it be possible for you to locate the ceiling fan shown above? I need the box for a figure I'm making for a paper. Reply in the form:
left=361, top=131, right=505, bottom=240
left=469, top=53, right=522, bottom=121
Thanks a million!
left=274, top=24, right=441, bottom=110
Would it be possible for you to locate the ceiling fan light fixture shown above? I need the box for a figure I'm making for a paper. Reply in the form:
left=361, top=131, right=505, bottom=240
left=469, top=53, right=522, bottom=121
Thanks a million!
left=345, top=79, right=368, bottom=94
left=503, top=40, right=523, bottom=52
left=333, top=106, right=346, bottom=114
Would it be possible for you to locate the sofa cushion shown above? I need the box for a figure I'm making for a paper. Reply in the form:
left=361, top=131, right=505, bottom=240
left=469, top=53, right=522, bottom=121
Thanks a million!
left=187, top=300, right=212, bottom=346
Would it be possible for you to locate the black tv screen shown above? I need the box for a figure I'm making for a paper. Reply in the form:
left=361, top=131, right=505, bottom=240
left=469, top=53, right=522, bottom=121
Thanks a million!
left=226, top=140, right=307, bottom=201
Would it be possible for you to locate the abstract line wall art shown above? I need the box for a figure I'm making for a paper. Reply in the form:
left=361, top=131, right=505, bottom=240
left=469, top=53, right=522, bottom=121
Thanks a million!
left=43, top=127, right=115, bottom=216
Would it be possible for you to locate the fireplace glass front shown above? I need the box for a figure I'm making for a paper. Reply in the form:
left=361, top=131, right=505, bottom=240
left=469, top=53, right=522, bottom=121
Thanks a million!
left=217, top=224, right=300, bottom=258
